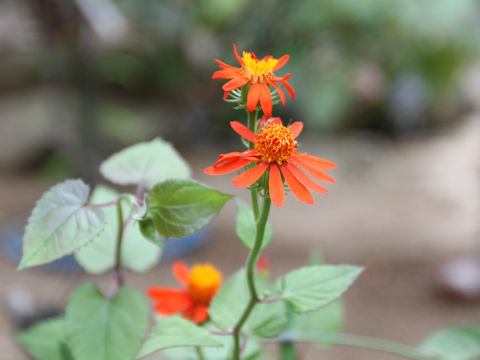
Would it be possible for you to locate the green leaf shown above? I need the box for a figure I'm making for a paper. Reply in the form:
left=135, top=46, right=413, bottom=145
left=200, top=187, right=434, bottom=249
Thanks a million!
left=99, top=138, right=191, bottom=189
left=147, top=179, right=233, bottom=238
left=281, top=265, right=363, bottom=314
left=19, top=179, right=107, bottom=269
left=65, top=283, right=148, bottom=360
left=289, top=301, right=343, bottom=344
left=137, top=317, right=222, bottom=358
left=16, top=317, right=71, bottom=360
left=419, top=326, right=480, bottom=360
left=75, top=186, right=161, bottom=273
left=209, top=270, right=287, bottom=338
left=138, top=214, right=165, bottom=247
left=162, top=324, right=261, bottom=360
left=235, top=200, right=272, bottom=250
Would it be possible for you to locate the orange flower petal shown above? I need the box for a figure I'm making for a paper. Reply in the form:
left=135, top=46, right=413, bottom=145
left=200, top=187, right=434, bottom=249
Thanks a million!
left=212, top=68, right=241, bottom=79
left=259, top=83, right=273, bottom=117
left=182, top=305, right=195, bottom=320
left=232, top=162, right=268, bottom=188
left=270, top=117, right=283, bottom=125
left=222, top=76, right=249, bottom=92
left=272, top=74, right=291, bottom=82
left=282, top=79, right=296, bottom=99
left=217, top=151, right=244, bottom=161
left=172, top=262, right=190, bottom=286
left=288, top=122, right=303, bottom=139
left=280, top=165, right=314, bottom=205
left=215, top=149, right=258, bottom=165
left=192, top=304, right=209, bottom=324
left=271, top=82, right=286, bottom=106
left=273, top=54, right=290, bottom=71
left=231, top=121, right=257, bottom=143
left=233, top=43, right=244, bottom=65
left=293, top=152, right=337, bottom=170
left=214, top=58, right=237, bottom=70
left=286, top=162, right=328, bottom=193
left=292, top=154, right=336, bottom=182
left=147, top=288, right=193, bottom=314
left=205, top=158, right=252, bottom=175
left=247, top=83, right=261, bottom=112
left=269, top=164, right=285, bottom=207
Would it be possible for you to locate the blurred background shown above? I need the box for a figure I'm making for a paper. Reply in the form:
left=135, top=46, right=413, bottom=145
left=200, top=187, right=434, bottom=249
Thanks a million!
left=1, top=0, right=480, bottom=358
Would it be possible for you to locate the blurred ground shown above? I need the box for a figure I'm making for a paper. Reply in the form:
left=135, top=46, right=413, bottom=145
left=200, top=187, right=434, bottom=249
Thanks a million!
left=1, top=114, right=479, bottom=359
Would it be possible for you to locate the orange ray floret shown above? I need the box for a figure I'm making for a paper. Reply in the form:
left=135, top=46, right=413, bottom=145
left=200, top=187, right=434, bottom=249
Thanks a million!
left=147, top=262, right=222, bottom=324
left=204, top=120, right=336, bottom=207
left=212, top=44, right=295, bottom=117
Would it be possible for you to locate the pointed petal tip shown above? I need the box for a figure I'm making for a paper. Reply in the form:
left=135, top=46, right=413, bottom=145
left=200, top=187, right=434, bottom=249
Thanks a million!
left=272, top=200, right=284, bottom=208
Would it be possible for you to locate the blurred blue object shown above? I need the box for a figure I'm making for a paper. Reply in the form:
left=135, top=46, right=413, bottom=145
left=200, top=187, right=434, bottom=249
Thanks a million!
left=1, top=217, right=81, bottom=271
left=1, top=216, right=208, bottom=271
left=161, top=228, right=209, bottom=261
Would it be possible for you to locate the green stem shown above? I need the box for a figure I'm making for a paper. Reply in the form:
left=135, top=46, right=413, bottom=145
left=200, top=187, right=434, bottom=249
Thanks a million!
left=232, top=197, right=271, bottom=360
left=247, top=110, right=259, bottom=219
left=195, top=346, right=205, bottom=360
left=280, top=341, right=296, bottom=360
left=315, top=334, right=433, bottom=360
left=114, top=199, right=125, bottom=287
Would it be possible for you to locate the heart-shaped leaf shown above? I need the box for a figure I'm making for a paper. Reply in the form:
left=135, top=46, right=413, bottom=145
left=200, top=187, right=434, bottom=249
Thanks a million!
left=209, top=270, right=287, bottom=338
left=100, top=138, right=191, bottom=189
left=145, top=179, right=233, bottom=238
left=161, top=323, right=261, bottom=360
left=137, top=317, right=222, bottom=358
left=281, top=265, right=363, bottom=314
left=19, top=180, right=107, bottom=269
left=419, top=326, right=480, bottom=360
left=16, top=317, right=73, bottom=360
left=289, top=301, right=343, bottom=344
left=65, top=284, right=148, bottom=360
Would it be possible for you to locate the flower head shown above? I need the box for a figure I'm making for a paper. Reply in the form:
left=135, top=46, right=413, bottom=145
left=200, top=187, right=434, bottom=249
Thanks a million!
left=212, top=44, right=295, bottom=117
left=204, top=119, right=336, bottom=207
left=147, top=262, right=222, bottom=324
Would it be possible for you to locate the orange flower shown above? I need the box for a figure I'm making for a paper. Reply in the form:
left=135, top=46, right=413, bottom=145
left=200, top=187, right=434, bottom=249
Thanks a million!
left=204, top=119, right=336, bottom=207
left=147, top=262, right=222, bottom=324
left=257, top=257, right=270, bottom=272
left=212, top=44, right=295, bottom=117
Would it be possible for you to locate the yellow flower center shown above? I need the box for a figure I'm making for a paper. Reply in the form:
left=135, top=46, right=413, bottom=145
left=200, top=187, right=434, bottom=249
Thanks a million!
left=187, top=264, right=222, bottom=304
left=241, top=52, right=278, bottom=83
left=255, top=123, right=297, bottom=165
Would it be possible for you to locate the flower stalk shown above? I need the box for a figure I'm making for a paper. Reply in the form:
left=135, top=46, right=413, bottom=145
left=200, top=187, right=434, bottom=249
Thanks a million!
left=108, top=197, right=126, bottom=298
left=114, top=199, right=125, bottom=287
left=280, top=341, right=296, bottom=360
left=232, top=195, right=271, bottom=359
left=195, top=346, right=205, bottom=360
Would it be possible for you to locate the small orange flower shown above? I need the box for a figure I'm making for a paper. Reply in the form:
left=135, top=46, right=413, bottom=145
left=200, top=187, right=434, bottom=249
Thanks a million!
left=147, top=262, right=222, bottom=324
left=204, top=119, right=336, bottom=207
left=257, top=257, right=270, bottom=272
left=212, top=44, right=295, bottom=117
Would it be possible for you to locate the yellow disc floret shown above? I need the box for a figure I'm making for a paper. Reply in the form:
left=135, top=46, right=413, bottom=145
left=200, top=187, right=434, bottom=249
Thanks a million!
left=241, top=52, right=278, bottom=83
left=187, top=264, right=222, bottom=304
left=255, top=123, right=297, bottom=165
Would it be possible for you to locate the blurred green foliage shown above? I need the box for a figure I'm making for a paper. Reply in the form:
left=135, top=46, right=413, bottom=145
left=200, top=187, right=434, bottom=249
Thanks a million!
left=4, top=0, right=480, bottom=137
left=111, top=0, right=479, bottom=134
